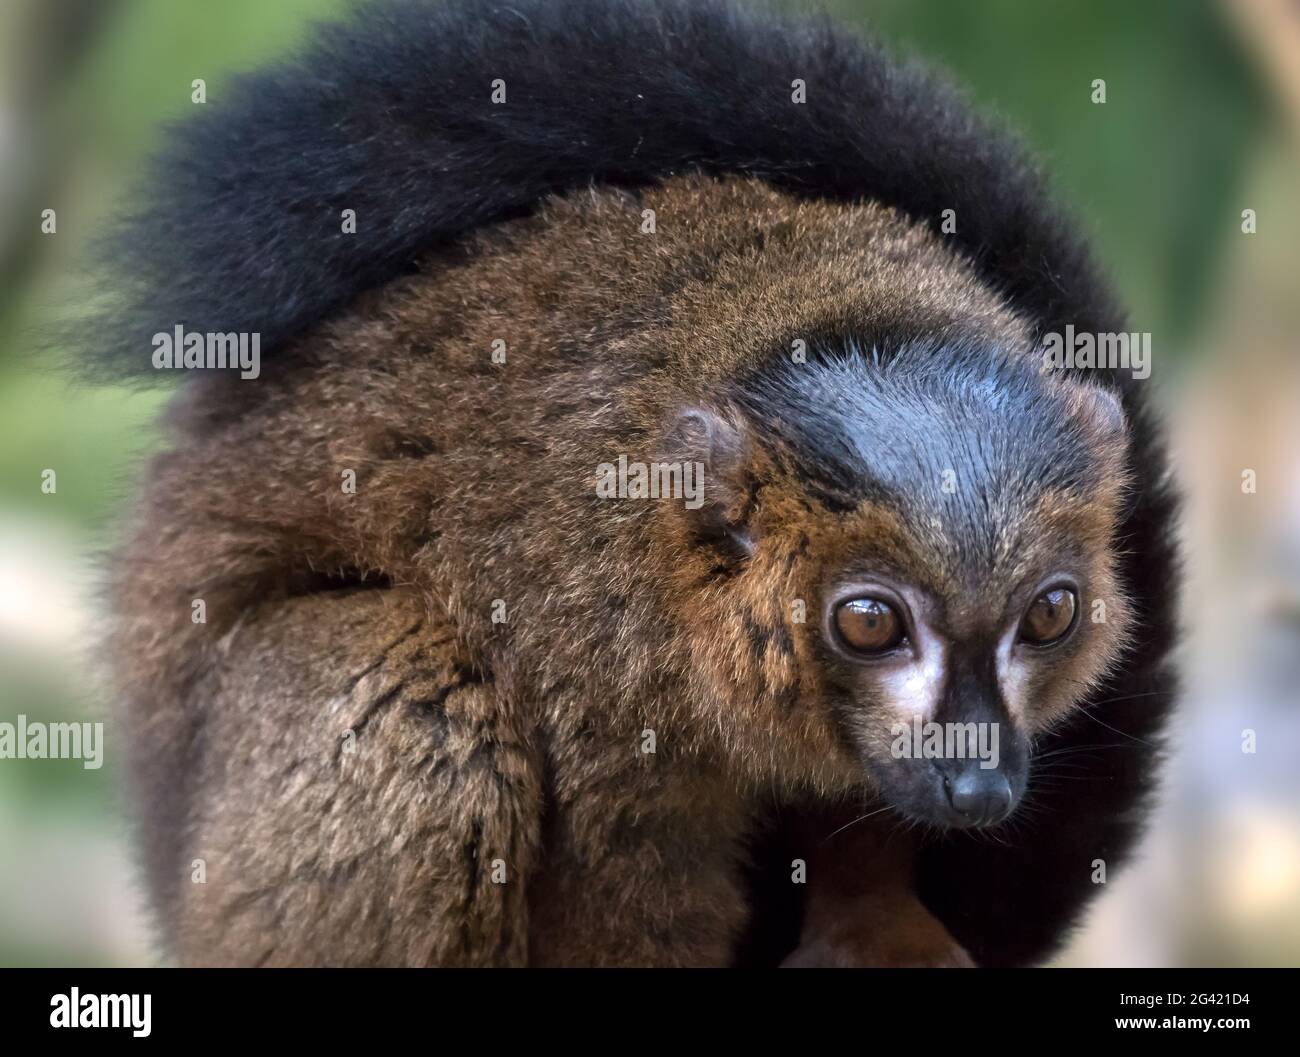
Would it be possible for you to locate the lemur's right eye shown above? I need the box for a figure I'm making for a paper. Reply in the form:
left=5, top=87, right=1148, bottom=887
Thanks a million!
left=834, top=598, right=906, bottom=655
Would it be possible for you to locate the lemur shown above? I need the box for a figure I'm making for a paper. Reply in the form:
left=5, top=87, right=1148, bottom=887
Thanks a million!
left=85, top=0, right=1180, bottom=966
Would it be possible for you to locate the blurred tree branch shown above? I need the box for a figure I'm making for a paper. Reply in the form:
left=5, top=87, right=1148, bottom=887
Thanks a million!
left=0, top=0, right=124, bottom=320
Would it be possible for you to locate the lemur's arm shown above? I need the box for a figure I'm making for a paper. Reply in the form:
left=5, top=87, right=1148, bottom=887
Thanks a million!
left=169, top=587, right=543, bottom=966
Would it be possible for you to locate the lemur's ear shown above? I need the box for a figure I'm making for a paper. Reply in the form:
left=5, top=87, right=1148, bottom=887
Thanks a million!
left=1070, top=382, right=1127, bottom=442
left=665, top=406, right=758, bottom=561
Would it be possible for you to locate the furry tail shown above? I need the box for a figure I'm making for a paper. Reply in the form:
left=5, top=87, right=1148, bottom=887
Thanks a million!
left=81, top=0, right=1115, bottom=382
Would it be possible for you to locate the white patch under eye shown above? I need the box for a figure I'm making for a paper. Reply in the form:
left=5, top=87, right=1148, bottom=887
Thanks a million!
left=995, top=628, right=1027, bottom=722
left=880, top=626, right=946, bottom=721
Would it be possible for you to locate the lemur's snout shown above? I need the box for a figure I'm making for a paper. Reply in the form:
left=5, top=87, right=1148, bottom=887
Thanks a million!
left=940, top=764, right=1014, bottom=828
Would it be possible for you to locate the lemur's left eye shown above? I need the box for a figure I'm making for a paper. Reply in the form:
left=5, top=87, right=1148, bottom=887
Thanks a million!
left=1019, top=588, right=1077, bottom=646
left=834, top=598, right=906, bottom=655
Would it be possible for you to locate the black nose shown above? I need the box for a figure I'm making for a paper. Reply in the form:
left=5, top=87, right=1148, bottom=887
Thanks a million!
left=942, top=767, right=1013, bottom=826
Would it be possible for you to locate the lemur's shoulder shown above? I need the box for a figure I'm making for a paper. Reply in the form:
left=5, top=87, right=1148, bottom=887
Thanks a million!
left=81, top=0, right=1116, bottom=383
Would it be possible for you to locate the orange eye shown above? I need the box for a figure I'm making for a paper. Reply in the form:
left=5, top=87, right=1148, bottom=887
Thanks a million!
left=834, top=598, right=906, bottom=655
left=1019, top=588, right=1077, bottom=646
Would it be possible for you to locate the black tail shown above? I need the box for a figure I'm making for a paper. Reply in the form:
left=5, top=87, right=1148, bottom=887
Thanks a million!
left=81, top=0, right=1119, bottom=382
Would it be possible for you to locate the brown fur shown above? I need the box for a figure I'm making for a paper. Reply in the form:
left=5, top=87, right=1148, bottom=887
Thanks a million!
left=111, top=175, right=1130, bottom=965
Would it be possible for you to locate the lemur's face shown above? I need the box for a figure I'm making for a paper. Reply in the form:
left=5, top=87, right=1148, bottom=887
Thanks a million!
left=792, top=349, right=1133, bottom=828
left=817, top=527, right=1125, bottom=829
left=675, top=344, right=1134, bottom=828
left=822, top=578, right=1075, bottom=828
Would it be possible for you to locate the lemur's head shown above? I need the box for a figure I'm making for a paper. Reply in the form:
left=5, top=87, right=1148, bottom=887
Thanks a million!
left=663, top=339, right=1132, bottom=829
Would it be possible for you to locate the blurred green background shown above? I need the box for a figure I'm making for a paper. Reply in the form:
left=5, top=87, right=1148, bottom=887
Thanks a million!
left=1, top=0, right=1298, bottom=966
